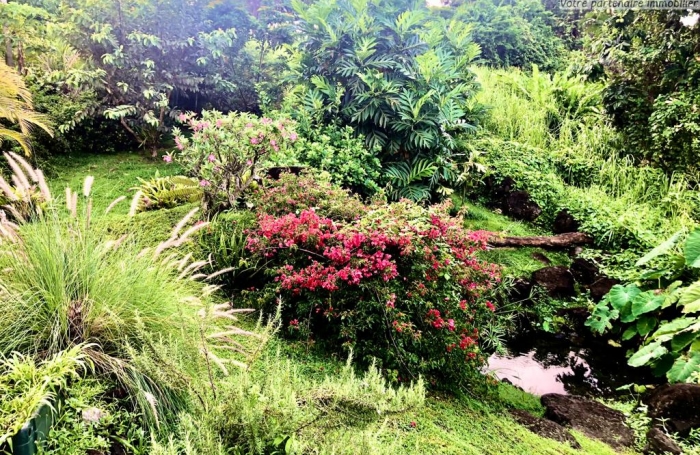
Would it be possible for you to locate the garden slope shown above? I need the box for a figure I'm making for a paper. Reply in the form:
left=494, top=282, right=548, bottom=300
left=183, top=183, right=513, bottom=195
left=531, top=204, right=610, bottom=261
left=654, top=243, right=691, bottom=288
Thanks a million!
left=50, top=153, right=636, bottom=455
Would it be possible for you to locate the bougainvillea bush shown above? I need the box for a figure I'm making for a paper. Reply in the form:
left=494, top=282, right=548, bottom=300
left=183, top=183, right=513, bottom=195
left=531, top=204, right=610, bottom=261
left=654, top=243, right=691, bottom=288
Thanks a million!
left=169, top=110, right=298, bottom=213
left=244, top=175, right=501, bottom=387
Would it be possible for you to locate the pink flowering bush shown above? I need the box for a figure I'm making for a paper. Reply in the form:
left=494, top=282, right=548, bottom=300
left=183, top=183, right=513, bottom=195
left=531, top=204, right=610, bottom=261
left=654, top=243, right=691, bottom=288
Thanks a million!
left=244, top=182, right=501, bottom=387
left=170, top=111, right=298, bottom=213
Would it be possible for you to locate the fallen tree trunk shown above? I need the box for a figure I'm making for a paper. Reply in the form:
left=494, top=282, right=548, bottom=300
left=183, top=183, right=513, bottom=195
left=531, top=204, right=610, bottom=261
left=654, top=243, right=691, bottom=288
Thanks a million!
left=488, top=232, right=593, bottom=249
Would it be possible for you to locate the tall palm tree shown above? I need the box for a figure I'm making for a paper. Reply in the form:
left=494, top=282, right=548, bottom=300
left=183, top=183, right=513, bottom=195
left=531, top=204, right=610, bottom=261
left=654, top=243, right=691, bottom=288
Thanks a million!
left=0, top=60, right=52, bottom=155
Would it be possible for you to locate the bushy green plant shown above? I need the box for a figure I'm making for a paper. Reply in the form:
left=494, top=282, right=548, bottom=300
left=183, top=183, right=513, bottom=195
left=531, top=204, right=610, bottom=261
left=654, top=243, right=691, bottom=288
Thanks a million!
left=290, top=123, right=383, bottom=196
left=0, top=346, right=87, bottom=447
left=134, top=174, right=202, bottom=212
left=244, top=176, right=502, bottom=387
left=446, top=0, right=565, bottom=71
left=288, top=0, right=481, bottom=162
left=587, top=228, right=700, bottom=383
left=587, top=11, right=700, bottom=173
left=41, top=378, right=150, bottom=455
left=171, top=110, right=299, bottom=213
left=212, top=352, right=425, bottom=454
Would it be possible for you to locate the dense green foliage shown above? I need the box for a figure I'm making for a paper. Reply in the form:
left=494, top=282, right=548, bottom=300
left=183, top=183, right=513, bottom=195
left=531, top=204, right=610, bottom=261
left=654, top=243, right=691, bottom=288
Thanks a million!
left=6, top=0, right=700, bottom=453
left=586, top=11, right=700, bottom=173
left=288, top=0, right=481, bottom=166
left=588, top=229, right=700, bottom=384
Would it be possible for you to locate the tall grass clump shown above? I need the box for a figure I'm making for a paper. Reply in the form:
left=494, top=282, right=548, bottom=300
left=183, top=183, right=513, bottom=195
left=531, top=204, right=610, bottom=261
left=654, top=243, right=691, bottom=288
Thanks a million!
left=470, top=66, right=700, bottom=250
left=0, top=154, right=254, bottom=428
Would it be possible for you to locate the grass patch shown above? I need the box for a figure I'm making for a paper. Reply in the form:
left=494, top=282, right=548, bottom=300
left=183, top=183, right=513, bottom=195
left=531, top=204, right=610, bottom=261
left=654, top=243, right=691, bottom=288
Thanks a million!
left=48, top=153, right=183, bottom=215
left=259, top=338, right=634, bottom=455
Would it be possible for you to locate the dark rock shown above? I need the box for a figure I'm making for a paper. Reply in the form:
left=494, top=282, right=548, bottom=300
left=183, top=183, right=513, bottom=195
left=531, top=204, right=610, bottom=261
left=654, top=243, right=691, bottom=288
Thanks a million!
left=532, top=266, right=575, bottom=298
left=589, top=277, right=619, bottom=302
left=493, top=176, right=517, bottom=199
left=570, top=258, right=599, bottom=286
left=647, top=384, right=700, bottom=436
left=510, top=409, right=581, bottom=449
left=510, top=278, right=534, bottom=302
left=553, top=209, right=579, bottom=234
left=541, top=394, right=635, bottom=449
left=644, top=427, right=682, bottom=455
left=503, top=191, right=542, bottom=222
left=531, top=252, right=552, bottom=265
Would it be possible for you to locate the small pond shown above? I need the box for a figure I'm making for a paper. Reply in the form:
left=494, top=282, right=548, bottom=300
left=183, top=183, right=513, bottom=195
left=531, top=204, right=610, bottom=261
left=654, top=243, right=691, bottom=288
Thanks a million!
left=487, top=330, right=662, bottom=397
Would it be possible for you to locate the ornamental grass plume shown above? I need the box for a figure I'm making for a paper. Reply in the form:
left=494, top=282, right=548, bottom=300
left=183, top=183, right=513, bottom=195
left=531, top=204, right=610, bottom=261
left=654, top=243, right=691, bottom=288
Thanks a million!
left=0, top=157, right=259, bottom=429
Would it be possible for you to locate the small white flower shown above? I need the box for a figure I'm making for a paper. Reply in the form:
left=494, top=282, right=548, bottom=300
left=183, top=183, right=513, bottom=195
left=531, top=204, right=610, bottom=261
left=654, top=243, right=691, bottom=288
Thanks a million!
left=681, top=13, right=699, bottom=28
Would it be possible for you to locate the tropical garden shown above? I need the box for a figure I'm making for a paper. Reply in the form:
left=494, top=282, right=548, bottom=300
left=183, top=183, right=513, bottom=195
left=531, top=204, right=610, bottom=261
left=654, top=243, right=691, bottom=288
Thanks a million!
left=1, top=0, right=700, bottom=453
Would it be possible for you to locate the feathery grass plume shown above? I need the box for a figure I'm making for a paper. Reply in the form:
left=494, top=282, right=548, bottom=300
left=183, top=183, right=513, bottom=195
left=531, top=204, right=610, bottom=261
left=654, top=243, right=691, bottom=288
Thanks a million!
left=35, top=170, right=51, bottom=202
left=3, top=153, right=31, bottom=193
left=70, top=191, right=78, bottom=218
left=0, top=175, right=18, bottom=201
left=129, top=191, right=142, bottom=217
left=83, top=175, right=95, bottom=197
left=7, top=152, right=38, bottom=183
left=105, top=195, right=126, bottom=214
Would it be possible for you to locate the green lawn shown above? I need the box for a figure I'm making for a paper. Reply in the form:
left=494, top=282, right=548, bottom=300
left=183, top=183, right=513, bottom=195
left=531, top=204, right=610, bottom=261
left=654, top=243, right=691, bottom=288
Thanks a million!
left=48, top=152, right=183, bottom=216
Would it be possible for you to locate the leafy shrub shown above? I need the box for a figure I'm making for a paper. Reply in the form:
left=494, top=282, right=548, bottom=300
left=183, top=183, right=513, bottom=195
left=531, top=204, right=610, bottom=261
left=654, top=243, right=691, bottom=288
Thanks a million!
left=587, top=229, right=700, bottom=383
left=0, top=346, right=87, bottom=447
left=249, top=172, right=367, bottom=221
left=135, top=174, right=202, bottom=212
left=290, top=123, right=383, bottom=196
left=171, top=111, right=299, bottom=213
left=289, top=0, right=481, bottom=161
left=212, top=352, right=424, bottom=454
left=448, top=0, right=565, bottom=71
left=245, top=180, right=502, bottom=386
left=42, top=378, right=149, bottom=455
left=588, top=11, right=700, bottom=173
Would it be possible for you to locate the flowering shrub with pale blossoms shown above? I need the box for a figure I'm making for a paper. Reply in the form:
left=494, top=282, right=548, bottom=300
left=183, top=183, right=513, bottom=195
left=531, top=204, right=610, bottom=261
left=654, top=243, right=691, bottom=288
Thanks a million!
left=243, top=175, right=502, bottom=387
left=167, top=110, right=298, bottom=213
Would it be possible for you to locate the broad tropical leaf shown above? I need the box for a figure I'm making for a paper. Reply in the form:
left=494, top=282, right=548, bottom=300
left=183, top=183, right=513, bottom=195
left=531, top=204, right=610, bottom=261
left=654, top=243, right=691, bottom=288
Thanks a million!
left=628, top=341, right=668, bottom=368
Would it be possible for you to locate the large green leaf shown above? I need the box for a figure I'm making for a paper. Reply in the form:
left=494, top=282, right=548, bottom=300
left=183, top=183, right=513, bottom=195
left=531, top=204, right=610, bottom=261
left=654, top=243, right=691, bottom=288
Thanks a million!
left=684, top=228, right=700, bottom=268
left=622, top=325, right=638, bottom=341
left=631, top=292, right=664, bottom=317
left=608, top=284, right=641, bottom=311
left=667, top=352, right=700, bottom=383
left=671, top=330, right=699, bottom=352
left=680, top=281, right=700, bottom=313
left=628, top=341, right=668, bottom=368
left=637, top=316, right=657, bottom=337
left=651, top=318, right=695, bottom=342
left=636, top=229, right=684, bottom=266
